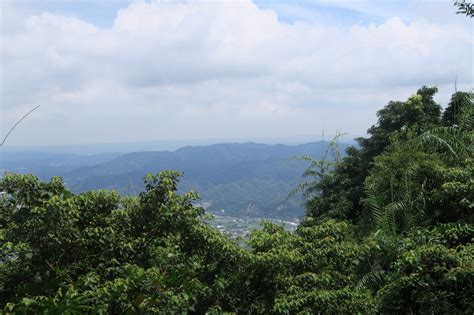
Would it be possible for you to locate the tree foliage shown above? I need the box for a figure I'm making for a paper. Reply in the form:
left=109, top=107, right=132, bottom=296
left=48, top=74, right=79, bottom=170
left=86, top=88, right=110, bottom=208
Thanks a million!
left=0, top=172, right=247, bottom=313
left=455, top=0, right=474, bottom=17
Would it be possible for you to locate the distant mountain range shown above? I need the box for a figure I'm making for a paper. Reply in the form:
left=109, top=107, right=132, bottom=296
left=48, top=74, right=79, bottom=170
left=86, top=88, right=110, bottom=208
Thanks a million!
left=0, top=151, right=122, bottom=180
left=1, top=141, right=348, bottom=219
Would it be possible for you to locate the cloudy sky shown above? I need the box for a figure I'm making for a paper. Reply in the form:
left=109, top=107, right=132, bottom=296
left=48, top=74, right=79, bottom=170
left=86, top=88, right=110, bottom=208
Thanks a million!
left=1, top=0, right=472, bottom=147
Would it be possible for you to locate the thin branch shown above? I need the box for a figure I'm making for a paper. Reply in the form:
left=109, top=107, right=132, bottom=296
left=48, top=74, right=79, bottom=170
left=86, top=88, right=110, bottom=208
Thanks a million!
left=1, top=105, right=41, bottom=147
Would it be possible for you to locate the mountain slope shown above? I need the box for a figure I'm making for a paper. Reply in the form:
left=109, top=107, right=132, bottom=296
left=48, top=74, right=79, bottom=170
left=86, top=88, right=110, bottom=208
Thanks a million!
left=64, top=141, right=343, bottom=219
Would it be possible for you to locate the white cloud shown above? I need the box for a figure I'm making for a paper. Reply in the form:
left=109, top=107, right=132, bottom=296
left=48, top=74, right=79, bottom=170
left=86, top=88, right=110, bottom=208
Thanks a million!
left=1, top=0, right=472, bottom=146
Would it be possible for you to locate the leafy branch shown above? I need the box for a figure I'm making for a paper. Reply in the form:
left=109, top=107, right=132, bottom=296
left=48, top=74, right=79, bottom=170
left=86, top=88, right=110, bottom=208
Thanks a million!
left=454, top=0, right=474, bottom=17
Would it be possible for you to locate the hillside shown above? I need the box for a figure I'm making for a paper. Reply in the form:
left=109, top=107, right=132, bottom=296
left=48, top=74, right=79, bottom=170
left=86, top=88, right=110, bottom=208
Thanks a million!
left=64, top=141, right=341, bottom=219
left=1, top=142, right=344, bottom=220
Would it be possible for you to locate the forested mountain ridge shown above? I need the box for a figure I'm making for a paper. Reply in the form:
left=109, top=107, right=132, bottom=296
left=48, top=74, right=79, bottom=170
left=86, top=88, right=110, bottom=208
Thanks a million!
left=4, top=142, right=342, bottom=219
left=66, top=141, right=334, bottom=179
left=67, top=142, right=346, bottom=220
left=1, top=86, right=472, bottom=313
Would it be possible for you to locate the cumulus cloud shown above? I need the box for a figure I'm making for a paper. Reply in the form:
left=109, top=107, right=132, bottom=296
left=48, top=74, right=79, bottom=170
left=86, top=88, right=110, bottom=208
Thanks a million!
left=1, top=0, right=472, bottom=146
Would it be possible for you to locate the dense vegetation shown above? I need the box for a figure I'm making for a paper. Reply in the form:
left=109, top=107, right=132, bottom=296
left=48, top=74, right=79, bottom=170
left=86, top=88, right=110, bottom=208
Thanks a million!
left=1, top=86, right=472, bottom=313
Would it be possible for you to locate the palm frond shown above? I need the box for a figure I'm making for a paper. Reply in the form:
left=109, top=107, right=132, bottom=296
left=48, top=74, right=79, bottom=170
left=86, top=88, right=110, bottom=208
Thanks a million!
left=288, top=132, right=346, bottom=202
left=357, top=265, right=386, bottom=291
left=415, top=91, right=473, bottom=161
left=364, top=182, right=388, bottom=231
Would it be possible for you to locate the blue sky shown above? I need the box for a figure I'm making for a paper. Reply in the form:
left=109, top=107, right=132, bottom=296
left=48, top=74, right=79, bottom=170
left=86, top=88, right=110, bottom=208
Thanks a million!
left=1, top=0, right=472, bottom=146
left=256, top=1, right=386, bottom=25
left=15, top=0, right=130, bottom=27
left=13, top=0, right=411, bottom=27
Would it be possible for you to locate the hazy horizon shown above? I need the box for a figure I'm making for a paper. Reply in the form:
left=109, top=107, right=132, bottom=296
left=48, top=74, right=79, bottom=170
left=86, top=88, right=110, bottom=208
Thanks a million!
left=1, top=135, right=358, bottom=154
